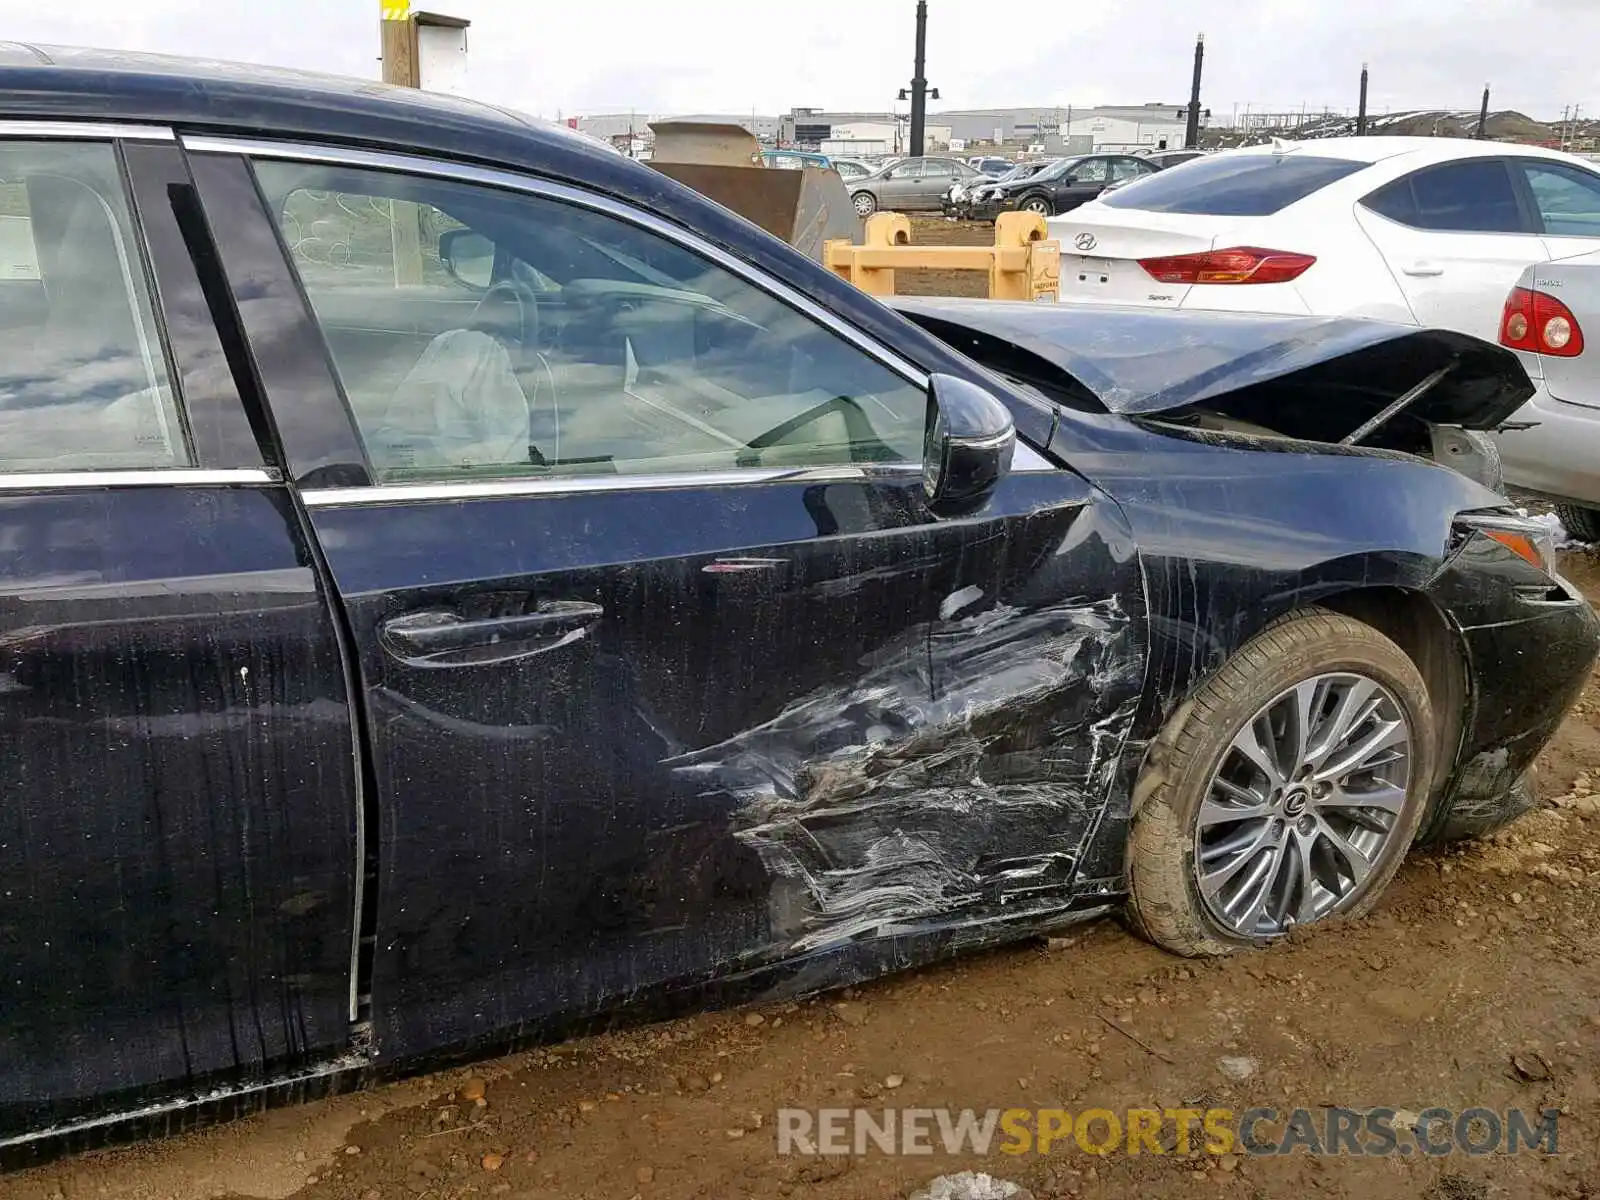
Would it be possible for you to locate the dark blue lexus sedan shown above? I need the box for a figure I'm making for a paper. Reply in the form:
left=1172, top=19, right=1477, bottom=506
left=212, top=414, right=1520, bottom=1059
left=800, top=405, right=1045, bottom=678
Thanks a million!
left=0, top=46, right=1594, bottom=1162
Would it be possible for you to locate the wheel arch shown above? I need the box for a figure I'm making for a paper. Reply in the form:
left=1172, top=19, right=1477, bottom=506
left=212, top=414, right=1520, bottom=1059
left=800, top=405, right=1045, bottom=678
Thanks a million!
left=1129, top=584, right=1468, bottom=820
left=1311, top=585, right=1470, bottom=832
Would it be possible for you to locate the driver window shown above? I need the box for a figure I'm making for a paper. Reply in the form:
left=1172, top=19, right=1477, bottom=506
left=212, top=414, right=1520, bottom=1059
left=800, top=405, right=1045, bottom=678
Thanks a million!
left=253, top=159, right=927, bottom=483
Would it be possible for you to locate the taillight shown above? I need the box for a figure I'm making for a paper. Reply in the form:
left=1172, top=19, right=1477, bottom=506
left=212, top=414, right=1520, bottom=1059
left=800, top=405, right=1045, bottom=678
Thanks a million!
left=1137, top=246, right=1317, bottom=285
left=1500, top=286, right=1585, bottom=357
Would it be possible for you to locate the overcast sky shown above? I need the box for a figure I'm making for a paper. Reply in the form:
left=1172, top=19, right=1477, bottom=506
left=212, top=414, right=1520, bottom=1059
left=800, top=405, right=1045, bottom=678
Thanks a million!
left=1, top=0, right=1595, bottom=123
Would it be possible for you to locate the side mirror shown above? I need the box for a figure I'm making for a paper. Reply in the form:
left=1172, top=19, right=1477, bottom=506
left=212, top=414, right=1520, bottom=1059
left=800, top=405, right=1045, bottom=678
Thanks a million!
left=439, top=228, right=496, bottom=289
left=922, top=373, right=1015, bottom=515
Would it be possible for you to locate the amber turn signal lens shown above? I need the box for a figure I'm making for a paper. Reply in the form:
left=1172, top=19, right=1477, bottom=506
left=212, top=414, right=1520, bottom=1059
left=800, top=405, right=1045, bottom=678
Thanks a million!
left=1482, top=529, right=1545, bottom=567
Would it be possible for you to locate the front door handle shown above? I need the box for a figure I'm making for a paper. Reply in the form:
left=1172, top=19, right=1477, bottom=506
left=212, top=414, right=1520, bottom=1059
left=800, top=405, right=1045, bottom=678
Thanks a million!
left=382, top=601, right=603, bottom=663
left=1401, top=260, right=1444, bottom=277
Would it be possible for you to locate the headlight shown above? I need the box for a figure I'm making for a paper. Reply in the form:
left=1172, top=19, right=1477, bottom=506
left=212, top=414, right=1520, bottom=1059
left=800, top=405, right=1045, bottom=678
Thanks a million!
left=1454, top=511, right=1559, bottom=574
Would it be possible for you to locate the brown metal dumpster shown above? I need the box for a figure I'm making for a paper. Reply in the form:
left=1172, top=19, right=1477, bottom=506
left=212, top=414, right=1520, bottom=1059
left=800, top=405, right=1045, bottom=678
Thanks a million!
left=645, top=120, right=862, bottom=264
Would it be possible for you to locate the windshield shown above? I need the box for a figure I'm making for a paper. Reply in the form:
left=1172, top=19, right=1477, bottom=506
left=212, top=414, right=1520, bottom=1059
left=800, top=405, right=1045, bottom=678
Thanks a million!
left=997, top=161, right=1046, bottom=183
left=1102, top=152, right=1367, bottom=215
left=1028, top=157, right=1081, bottom=184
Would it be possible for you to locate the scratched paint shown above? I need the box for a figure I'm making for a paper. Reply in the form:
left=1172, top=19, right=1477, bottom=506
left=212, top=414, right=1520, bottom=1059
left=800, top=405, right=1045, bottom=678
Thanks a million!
left=668, top=593, right=1144, bottom=953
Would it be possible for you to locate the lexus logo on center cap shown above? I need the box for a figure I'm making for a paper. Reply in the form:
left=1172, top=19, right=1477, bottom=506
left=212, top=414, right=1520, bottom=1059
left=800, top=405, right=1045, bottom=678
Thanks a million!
left=1074, top=232, right=1098, bottom=251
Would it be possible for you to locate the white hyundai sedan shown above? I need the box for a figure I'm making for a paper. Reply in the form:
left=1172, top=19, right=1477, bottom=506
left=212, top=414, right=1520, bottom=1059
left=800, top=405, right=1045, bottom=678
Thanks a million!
left=1048, top=136, right=1600, bottom=342
left=1050, top=136, right=1600, bottom=526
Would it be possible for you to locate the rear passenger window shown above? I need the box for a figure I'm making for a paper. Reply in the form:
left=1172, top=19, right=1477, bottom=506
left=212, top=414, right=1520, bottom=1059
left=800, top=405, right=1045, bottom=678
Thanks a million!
left=252, top=160, right=927, bottom=483
left=1518, top=161, right=1600, bottom=237
left=0, top=141, right=185, bottom=471
left=1362, top=160, right=1528, bottom=233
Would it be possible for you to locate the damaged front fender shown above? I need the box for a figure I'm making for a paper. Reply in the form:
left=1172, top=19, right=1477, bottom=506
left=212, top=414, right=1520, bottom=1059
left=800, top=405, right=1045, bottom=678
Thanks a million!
left=665, top=501, right=1149, bottom=959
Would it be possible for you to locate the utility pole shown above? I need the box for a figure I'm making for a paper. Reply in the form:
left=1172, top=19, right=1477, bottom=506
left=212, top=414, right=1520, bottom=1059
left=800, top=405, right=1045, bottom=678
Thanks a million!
left=1477, top=84, right=1490, bottom=139
left=1184, top=33, right=1205, bottom=149
left=380, top=0, right=419, bottom=87
left=1356, top=63, right=1369, bottom=135
left=378, top=1, right=470, bottom=282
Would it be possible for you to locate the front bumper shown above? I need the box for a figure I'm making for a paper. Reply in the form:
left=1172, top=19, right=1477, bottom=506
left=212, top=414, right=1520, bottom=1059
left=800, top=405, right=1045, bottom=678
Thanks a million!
left=1420, top=531, right=1600, bottom=841
left=1493, top=378, right=1600, bottom=507
left=950, top=194, right=1015, bottom=221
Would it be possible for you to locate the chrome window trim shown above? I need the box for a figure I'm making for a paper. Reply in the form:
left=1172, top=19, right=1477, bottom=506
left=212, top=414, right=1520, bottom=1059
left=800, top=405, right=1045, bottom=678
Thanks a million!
left=0, top=121, right=174, bottom=141
left=180, top=135, right=930, bottom=386
left=302, top=464, right=924, bottom=508
left=0, top=468, right=277, bottom=490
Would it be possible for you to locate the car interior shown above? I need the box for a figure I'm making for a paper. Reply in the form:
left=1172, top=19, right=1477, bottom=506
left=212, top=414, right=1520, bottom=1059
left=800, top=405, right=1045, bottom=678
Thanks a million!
left=254, top=162, right=926, bottom=483
left=0, top=143, right=186, bottom=472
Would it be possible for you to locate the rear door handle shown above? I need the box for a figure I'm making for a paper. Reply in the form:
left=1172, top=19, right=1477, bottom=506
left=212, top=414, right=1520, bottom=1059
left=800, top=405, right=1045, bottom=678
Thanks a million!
left=1401, top=260, right=1444, bottom=277
left=382, top=601, right=603, bottom=662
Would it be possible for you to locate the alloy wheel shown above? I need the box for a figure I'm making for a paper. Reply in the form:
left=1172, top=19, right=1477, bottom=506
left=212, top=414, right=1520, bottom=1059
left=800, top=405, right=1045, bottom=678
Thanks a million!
left=853, top=193, right=876, bottom=217
left=1193, top=672, right=1412, bottom=938
left=1023, top=196, right=1051, bottom=215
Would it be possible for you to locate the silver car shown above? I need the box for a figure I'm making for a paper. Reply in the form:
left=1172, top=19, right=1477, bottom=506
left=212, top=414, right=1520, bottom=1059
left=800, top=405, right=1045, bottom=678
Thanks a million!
left=1493, top=249, right=1600, bottom=539
left=831, top=157, right=876, bottom=181
left=848, top=156, right=986, bottom=216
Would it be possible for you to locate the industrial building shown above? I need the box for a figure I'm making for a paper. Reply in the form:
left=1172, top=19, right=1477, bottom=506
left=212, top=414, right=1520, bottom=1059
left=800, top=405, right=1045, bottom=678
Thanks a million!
left=573, top=111, right=782, bottom=143
left=778, top=103, right=1188, bottom=154
left=569, top=102, right=1191, bottom=160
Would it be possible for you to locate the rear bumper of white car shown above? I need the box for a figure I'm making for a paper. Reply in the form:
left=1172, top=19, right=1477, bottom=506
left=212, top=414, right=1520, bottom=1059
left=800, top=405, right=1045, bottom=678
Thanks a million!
left=1495, top=380, right=1600, bottom=507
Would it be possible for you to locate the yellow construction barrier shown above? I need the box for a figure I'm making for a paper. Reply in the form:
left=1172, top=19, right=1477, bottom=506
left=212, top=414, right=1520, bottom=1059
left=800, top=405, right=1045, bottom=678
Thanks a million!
left=824, top=211, right=1061, bottom=301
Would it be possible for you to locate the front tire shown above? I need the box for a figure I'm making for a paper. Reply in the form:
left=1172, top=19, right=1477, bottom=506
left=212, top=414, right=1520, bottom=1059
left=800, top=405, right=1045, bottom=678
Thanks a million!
left=1556, top=503, right=1600, bottom=544
left=1126, top=610, right=1436, bottom=956
left=852, top=191, right=877, bottom=217
left=1020, top=193, right=1053, bottom=216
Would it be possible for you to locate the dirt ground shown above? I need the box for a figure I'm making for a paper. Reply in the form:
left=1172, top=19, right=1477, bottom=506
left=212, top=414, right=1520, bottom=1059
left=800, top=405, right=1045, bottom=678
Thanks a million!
left=9, top=224, right=1600, bottom=1200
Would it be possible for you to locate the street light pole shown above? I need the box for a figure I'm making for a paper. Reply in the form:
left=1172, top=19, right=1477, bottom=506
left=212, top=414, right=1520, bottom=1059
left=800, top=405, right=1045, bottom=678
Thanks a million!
left=909, top=0, right=929, bottom=157
left=1184, top=33, right=1205, bottom=150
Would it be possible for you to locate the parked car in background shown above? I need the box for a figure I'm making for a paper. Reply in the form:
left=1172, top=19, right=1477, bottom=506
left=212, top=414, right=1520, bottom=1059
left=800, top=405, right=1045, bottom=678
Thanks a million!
left=1046, top=137, right=1600, bottom=338
left=848, top=155, right=986, bottom=215
left=1047, top=137, right=1600, bottom=512
left=968, top=155, right=1013, bottom=177
left=830, top=156, right=876, bottom=181
left=1101, top=148, right=1209, bottom=194
left=1493, top=252, right=1600, bottom=538
left=964, top=152, right=1160, bottom=219
left=3, top=45, right=1597, bottom=1164
left=1142, top=148, right=1207, bottom=169
left=761, top=149, right=833, bottom=171
left=944, top=158, right=1058, bottom=218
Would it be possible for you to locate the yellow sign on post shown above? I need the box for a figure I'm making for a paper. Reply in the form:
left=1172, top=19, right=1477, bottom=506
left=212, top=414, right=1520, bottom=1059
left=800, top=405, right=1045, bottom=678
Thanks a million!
left=380, top=0, right=410, bottom=20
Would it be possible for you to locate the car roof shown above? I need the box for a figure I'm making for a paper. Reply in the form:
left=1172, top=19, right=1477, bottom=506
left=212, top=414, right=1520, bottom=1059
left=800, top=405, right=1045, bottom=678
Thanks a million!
left=0, top=42, right=630, bottom=183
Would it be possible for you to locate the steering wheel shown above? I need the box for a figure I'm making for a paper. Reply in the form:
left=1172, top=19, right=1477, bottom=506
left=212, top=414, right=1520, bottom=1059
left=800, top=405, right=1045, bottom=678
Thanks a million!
left=469, top=278, right=542, bottom=362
